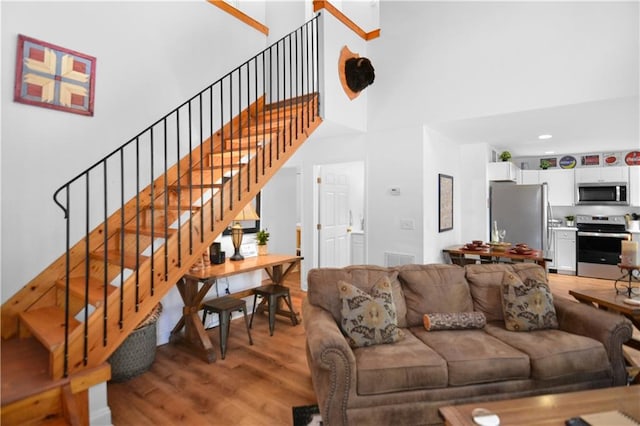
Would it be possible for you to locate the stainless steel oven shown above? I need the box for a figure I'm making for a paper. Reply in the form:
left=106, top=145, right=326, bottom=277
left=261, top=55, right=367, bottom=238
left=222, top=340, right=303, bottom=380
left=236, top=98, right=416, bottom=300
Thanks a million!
left=576, top=215, right=631, bottom=280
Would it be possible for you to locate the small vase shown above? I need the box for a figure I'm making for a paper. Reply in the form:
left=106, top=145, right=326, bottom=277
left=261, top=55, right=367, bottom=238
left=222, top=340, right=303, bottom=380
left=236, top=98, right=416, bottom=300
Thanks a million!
left=258, top=244, right=268, bottom=256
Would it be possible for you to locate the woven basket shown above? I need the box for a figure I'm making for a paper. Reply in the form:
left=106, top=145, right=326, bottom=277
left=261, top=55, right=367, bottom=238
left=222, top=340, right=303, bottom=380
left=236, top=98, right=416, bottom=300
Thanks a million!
left=109, top=303, right=162, bottom=382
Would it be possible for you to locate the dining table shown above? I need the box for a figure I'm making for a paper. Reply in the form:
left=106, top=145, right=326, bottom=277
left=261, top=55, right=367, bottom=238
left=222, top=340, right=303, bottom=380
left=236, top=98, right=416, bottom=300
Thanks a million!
left=442, top=244, right=550, bottom=269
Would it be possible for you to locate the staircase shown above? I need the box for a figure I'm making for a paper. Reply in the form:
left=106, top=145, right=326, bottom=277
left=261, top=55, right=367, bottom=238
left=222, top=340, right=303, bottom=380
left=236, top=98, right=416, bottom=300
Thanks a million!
left=1, top=16, right=321, bottom=425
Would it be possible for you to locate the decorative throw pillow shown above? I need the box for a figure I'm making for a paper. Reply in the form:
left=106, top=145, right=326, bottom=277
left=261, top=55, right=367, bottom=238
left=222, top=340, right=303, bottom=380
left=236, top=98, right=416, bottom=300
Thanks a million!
left=501, top=272, right=558, bottom=331
left=423, top=312, right=486, bottom=331
left=338, top=276, right=404, bottom=348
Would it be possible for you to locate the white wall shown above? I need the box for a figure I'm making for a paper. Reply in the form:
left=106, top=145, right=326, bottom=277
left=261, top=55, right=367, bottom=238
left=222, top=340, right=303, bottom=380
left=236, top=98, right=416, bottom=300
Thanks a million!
left=1, top=2, right=266, bottom=300
left=261, top=166, right=298, bottom=255
left=370, top=1, right=637, bottom=127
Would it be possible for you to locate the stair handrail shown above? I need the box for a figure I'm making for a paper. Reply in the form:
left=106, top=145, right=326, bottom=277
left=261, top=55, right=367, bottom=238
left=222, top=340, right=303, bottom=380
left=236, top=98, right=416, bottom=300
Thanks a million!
left=47, top=14, right=320, bottom=377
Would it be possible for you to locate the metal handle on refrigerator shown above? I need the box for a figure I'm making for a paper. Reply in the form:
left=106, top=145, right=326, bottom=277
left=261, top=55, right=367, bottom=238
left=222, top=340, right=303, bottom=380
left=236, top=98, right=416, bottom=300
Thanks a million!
left=546, top=200, right=553, bottom=251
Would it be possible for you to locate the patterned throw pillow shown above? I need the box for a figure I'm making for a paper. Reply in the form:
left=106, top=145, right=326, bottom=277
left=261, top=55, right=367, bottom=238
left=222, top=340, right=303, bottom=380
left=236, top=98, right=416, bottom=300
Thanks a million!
left=338, top=276, right=404, bottom=348
left=423, top=312, right=486, bottom=331
left=501, top=272, right=558, bottom=331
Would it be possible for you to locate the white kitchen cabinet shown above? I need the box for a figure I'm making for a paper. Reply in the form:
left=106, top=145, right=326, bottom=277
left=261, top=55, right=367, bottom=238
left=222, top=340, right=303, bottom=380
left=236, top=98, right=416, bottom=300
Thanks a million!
left=521, top=170, right=539, bottom=184
left=539, top=169, right=575, bottom=206
left=575, top=166, right=629, bottom=183
left=552, top=229, right=576, bottom=275
left=488, top=162, right=520, bottom=182
left=520, top=169, right=574, bottom=206
left=630, top=166, right=640, bottom=207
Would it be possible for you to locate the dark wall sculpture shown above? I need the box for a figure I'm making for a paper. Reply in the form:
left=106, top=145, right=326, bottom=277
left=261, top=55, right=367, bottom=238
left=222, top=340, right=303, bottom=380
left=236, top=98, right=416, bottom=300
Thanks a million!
left=344, top=57, right=375, bottom=93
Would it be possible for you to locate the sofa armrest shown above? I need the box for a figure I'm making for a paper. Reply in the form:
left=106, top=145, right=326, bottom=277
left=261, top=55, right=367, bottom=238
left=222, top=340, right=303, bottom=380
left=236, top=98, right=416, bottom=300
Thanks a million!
left=302, top=298, right=357, bottom=426
left=554, top=297, right=633, bottom=386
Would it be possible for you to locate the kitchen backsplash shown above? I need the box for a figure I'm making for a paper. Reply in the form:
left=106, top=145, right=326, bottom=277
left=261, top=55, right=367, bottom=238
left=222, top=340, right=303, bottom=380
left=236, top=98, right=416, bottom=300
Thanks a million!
left=552, top=205, right=640, bottom=224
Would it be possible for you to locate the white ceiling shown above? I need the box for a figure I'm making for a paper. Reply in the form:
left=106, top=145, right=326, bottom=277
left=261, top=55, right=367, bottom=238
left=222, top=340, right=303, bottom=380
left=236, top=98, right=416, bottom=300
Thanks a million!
left=427, top=96, right=640, bottom=158
left=371, top=1, right=640, bottom=160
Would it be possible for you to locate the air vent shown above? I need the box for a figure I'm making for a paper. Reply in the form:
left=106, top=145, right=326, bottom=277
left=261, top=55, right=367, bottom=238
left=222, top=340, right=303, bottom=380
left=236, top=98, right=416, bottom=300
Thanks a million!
left=384, top=252, right=415, bottom=267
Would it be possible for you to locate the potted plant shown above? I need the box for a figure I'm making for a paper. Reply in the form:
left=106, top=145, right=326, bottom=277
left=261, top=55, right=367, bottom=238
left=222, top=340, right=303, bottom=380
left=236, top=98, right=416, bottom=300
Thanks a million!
left=539, top=159, right=551, bottom=170
left=256, top=229, right=270, bottom=255
left=499, top=151, right=512, bottom=162
left=565, top=215, right=575, bottom=227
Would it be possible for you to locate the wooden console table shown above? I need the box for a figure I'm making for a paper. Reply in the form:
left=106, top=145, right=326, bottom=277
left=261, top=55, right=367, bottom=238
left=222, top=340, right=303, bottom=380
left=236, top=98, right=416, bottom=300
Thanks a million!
left=169, top=254, right=302, bottom=363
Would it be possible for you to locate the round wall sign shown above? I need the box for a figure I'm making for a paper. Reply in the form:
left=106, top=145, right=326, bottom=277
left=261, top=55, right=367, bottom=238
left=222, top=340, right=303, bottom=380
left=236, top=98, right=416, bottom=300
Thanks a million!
left=625, top=151, right=640, bottom=166
left=559, top=155, right=576, bottom=169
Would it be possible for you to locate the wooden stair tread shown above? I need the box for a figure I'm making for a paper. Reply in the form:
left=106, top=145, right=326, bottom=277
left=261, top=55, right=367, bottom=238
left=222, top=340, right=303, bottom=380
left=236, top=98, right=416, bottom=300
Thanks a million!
left=57, top=276, right=117, bottom=307
left=1, top=337, right=58, bottom=406
left=90, top=249, right=149, bottom=270
left=239, top=119, right=288, bottom=134
left=147, top=204, right=202, bottom=211
left=2, top=336, right=110, bottom=422
left=181, top=168, right=242, bottom=185
left=122, top=225, right=178, bottom=238
left=167, top=183, right=223, bottom=190
left=19, top=307, right=80, bottom=351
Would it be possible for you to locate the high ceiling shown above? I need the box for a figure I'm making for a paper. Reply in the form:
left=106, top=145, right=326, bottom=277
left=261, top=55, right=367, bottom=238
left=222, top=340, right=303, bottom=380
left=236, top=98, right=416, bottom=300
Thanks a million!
left=428, top=96, right=639, bottom=158
left=372, top=1, right=639, bottom=160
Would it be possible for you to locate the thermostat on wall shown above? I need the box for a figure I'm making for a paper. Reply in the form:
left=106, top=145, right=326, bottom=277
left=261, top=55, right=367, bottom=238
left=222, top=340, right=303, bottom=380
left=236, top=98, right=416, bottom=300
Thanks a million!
left=389, top=187, right=401, bottom=195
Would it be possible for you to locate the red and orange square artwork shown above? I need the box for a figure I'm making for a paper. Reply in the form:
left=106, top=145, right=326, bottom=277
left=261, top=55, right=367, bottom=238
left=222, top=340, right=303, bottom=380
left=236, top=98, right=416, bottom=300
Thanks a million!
left=14, top=34, right=96, bottom=116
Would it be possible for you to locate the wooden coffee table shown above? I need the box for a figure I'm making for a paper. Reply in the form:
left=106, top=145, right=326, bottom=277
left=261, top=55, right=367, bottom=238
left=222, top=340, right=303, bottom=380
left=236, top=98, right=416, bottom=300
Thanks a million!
left=439, top=385, right=640, bottom=426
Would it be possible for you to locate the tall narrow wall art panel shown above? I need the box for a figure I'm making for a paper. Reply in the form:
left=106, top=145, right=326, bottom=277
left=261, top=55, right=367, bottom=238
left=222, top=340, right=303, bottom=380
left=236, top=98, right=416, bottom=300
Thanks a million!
left=438, top=174, right=453, bottom=232
left=14, top=34, right=96, bottom=116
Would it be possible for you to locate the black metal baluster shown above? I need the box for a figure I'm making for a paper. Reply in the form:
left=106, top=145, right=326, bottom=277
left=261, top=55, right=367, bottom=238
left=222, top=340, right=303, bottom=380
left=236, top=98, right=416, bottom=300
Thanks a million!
left=163, top=119, right=169, bottom=280
left=135, top=137, right=140, bottom=312
left=119, top=150, right=125, bottom=328
left=149, top=129, right=155, bottom=296
left=102, top=161, right=108, bottom=345
left=188, top=102, right=193, bottom=255
left=83, top=174, right=90, bottom=365
left=176, top=110, right=182, bottom=267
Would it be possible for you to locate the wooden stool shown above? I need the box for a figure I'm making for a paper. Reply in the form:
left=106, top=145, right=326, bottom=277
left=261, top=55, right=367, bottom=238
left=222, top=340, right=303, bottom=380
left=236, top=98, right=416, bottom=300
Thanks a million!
left=202, top=296, right=253, bottom=359
left=250, top=284, right=298, bottom=336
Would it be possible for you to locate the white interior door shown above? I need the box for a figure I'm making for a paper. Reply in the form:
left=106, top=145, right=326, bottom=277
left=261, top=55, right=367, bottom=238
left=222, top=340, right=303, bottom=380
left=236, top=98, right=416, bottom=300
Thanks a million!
left=318, top=166, right=350, bottom=267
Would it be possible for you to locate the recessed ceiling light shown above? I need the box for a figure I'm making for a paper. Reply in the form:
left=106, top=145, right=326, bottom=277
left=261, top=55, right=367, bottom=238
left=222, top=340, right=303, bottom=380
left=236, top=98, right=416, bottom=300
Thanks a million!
left=538, top=134, right=553, bottom=140
left=544, top=151, right=555, bottom=155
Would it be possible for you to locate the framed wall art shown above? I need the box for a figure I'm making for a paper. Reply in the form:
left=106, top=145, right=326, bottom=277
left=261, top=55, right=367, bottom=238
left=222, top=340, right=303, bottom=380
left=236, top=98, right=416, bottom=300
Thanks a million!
left=438, top=174, right=453, bottom=232
left=14, top=34, right=96, bottom=116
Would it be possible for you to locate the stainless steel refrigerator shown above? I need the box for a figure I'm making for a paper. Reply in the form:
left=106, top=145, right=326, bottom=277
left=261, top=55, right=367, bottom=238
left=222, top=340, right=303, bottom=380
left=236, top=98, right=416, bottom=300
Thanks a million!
left=489, top=182, right=551, bottom=255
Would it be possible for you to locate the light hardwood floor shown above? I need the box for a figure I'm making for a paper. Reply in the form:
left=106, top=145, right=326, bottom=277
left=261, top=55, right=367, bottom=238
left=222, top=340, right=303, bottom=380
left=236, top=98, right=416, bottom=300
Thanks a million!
left=107, top=271, right=638, bottom=425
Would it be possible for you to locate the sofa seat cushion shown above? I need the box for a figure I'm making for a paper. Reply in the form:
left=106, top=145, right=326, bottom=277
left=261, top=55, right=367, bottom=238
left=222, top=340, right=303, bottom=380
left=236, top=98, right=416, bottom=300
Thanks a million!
left=410, top=326, right=530, bottom=386
left=484, top=322, right=611, bottom=380
left=354, top=330, right=448, bottom=395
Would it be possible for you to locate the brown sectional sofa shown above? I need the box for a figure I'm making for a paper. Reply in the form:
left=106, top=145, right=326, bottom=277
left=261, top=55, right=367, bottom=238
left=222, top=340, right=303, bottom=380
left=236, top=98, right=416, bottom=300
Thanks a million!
left=302, top=263, right=633, bottom=425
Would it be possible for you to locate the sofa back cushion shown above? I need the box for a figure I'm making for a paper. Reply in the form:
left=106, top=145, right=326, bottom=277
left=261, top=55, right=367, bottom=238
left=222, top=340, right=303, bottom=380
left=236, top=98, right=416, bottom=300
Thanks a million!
left=397, top=264, right=473, bottom=327
left=464, top=264, right=514, bottom=322
left=511, top=262, right=548, bottom=283
left=307, top=266, right=408, bottom=327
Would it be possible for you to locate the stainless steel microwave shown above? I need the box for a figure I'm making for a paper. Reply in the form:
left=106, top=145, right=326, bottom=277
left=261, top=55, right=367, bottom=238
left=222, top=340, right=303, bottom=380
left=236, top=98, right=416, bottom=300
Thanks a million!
left=576, top=182, right=628, bottom=205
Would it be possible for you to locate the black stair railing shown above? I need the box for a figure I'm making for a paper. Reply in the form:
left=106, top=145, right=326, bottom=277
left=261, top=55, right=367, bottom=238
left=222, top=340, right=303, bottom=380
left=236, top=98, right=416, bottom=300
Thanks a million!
left=52, top=15, right=319, bottom=377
